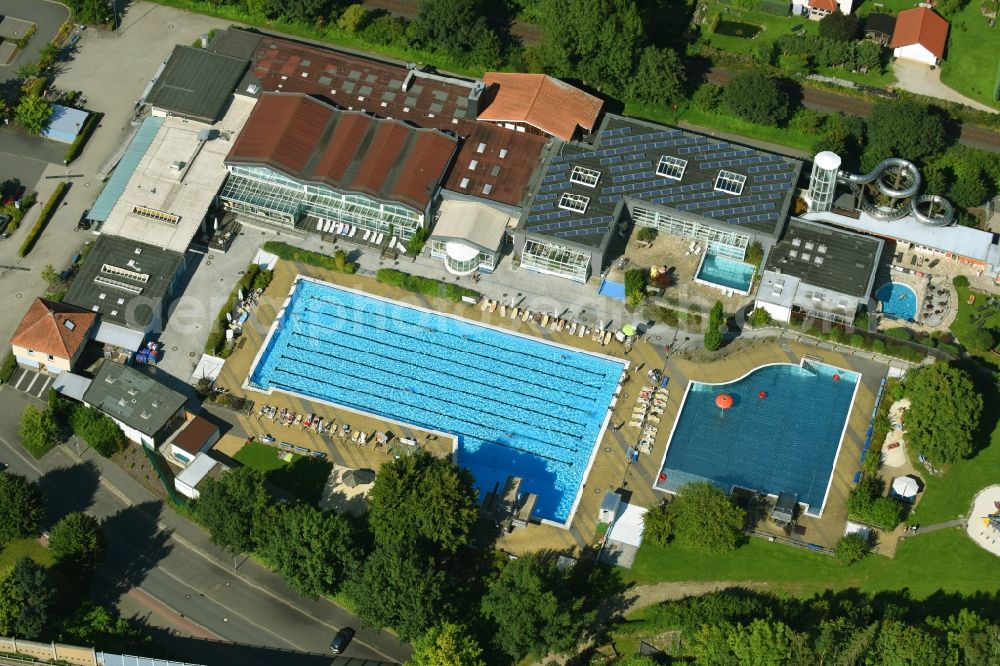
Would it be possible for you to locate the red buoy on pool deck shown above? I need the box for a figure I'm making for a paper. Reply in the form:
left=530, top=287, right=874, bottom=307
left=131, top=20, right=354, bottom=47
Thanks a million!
left=715, top=393, right=734, bottom=410
left=658, top=473, right=667, bottom=482
left=833, top=374, right=841, bottom=382
left=758, top=390, right=767, bottom=399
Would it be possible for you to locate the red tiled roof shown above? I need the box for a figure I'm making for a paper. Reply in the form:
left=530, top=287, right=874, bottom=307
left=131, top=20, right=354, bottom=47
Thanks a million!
left=891, top=7, right=949, bottom=59
left=227, top=93, right=457, bottom=211
left=172, top=415, right=218, bottom=456
left=10, top=298, right=95, bottom=360
left=809, top=0, right=837, bottom=12
left=478, top=73, right=604, bottom=141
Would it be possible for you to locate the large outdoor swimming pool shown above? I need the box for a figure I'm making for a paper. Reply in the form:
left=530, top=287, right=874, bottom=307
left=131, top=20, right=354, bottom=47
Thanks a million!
left=695, top=252, right=756, bottom=294
left=654, top=360, right=859, bottom=515
left=248, top=278, right=625, bottom=524
left=877, top=282, right=917, bottom=321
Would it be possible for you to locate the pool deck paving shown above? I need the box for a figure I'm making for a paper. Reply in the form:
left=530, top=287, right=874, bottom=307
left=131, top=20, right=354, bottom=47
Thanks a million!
left=213, top=258, right=887, bottom=555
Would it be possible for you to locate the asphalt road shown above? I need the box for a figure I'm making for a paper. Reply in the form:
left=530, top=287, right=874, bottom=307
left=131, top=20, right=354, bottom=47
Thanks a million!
left=0, top=387, right=410, bottom=665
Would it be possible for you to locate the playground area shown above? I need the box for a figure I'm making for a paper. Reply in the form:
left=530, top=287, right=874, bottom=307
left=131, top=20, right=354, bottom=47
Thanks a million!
left=966, top=485, right=1000, bottom=557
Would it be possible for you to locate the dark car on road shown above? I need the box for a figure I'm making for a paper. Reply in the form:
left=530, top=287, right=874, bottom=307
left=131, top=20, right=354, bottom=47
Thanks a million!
left=330, top=627, right=355, bottom=655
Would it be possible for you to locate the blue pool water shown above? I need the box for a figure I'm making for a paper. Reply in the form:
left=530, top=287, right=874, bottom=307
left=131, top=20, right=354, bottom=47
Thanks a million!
left=250, top=279, right=624, bottom=523
left=877, top=282, right=917, bottom=321
left=655, top=361, right=859, bottom=515
left=598, top=278, right=626, bottom=301
left=696, top=252, right=756, bottom=292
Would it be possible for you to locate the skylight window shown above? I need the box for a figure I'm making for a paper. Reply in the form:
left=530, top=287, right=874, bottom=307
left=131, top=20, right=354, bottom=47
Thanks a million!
left=714, top=170, right=746, bottom=195
left=558, top=192, right=590, bottom=214
left=63, top=320, right=76, bottom=331
left=656, top=155, right=687, bottom=181
left=570, top=165, right=601, bottom=188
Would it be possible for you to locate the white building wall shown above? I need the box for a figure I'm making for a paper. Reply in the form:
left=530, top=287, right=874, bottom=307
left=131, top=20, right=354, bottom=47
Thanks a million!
left=894, top=43, right=937, bottom=66
left=755, top=300, right=793, bottom=323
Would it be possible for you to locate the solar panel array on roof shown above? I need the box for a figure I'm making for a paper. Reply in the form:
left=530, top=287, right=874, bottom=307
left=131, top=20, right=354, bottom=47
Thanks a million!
left=521, top=115, right=802, bottom=249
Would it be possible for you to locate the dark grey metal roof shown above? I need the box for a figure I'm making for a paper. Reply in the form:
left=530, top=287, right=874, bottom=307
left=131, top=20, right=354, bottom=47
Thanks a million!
left=765, top=217, right=883, bottom=298
left=521, top=115, right=802, bottom=250
left=83, top=363, right=186, bottom=438
left=64, top=235, right=185, bottom=331
left=206, top=27, right=263, bottom=60
left=864, top=13, right=897, bottom=36
left=145, top=45, right=249, bottom=122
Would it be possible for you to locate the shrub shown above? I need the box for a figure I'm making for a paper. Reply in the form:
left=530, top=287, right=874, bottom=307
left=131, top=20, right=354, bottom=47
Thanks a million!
left=636, top=227, right=657, bottom=242
left=205, top=264, right=262, bottom=355
left=952, top=275, right=969, bottom=288
left=645, top=305, right=679, bottom=327
left=262, top=241, right=357, bottom=273
left=64, top=112, right=101, bottom=164
left=375, top=269, right=480, bottom=303
left=883, top=327, right=914, bottom=341
left=873, top=339, right=887, bottom=354
left=847, top=477, right=904, bottom=530
left=818, top=11, right=861, bottom=42
left=624, top=269, right=648, bottom=308
left=744, top=241, right=764, bottom=267
left=19, top=182, right=68, bottom=257
left=748, top=307, right=772, bottom=328
left=835, top=532, right=870, bottom=565
left=251, top=269, right=273, bottom=292
left=692, top=83, right=723, bottom=112
left=70, top=405, right=127, bottom=458
left=850, top=333, right=865, bottom=348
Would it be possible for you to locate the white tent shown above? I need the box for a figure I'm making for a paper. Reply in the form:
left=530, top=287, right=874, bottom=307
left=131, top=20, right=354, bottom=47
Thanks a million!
left=891, top=475, right=920, bottom=501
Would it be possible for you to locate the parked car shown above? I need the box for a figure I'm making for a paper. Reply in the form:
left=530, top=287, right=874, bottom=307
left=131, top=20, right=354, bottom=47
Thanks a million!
left=76, top=209, right=91, bottom=231
left=329, top=627, right=355, bottom=655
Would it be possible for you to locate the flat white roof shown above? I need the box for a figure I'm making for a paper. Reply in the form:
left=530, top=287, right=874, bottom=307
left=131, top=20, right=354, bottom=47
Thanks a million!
left=430, top=199, right=514, bottom=253
left=52, top=372, right=92, bottom=402
left=803, top=210, right=996, bottom=265
left=174, top=452, right=219, bottom=488
left=99, top=95, right=255, bottom=253
left=607, top=503, right=646, bottom=548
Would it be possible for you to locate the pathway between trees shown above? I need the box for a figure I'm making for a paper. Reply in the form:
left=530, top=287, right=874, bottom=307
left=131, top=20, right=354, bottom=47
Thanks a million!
left=626, top=580, right=771, bottom=613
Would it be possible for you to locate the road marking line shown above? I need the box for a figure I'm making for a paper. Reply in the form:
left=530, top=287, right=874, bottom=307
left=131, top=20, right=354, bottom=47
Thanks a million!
left=24, top=371, right=39, bottom=394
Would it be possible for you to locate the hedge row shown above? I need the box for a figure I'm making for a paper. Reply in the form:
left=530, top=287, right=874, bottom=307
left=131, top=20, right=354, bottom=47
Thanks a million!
left=204, top=263, right=271, bottom=357
left=0, top=352, right=17, bottom=383
left=19, top=182, right=68, bottom=257
left=64, top=111, right=101, bottom=164
left=262, top=241, right=357, bottom=273
left=376, top=269, right=480, bottom=303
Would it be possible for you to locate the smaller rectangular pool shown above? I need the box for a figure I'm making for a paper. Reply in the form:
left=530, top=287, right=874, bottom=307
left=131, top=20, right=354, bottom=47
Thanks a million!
left=695, top=252, right=755, bottom=294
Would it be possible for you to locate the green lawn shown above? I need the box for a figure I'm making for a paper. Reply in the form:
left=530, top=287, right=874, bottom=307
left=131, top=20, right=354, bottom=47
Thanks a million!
left=702, top=3, right=819, bottom=56
left=951, top=284, right=1000, bottom=339
left=234, top=441, right=333, bottom=505
left=0, top=537, right=54, bottom=571
left=940, top=3, right=1000, bottom=109
left=626, top=527, right=995, bottom=598
left=234, top=440, right=289, bottom=472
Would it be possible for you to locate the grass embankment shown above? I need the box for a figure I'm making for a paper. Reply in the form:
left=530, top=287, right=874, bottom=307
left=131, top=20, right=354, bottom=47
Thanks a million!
left=940, top=2, right=1000, bottom=109
left=626, top=527, right=995, bottom=598
left=0, top=537, right=55, bottom=571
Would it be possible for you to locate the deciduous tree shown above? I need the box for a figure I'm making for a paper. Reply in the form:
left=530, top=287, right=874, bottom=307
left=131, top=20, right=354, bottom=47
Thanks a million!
left=819, top=11, right=861, bottom=42
left=0, top=473, right=45, bottom=545
left=346, top=543, right=447, bottom=641
left=14, top=95, right=53, bottom=136
left=255, top=503, right=358, bottom=599
left=629, top=46, right=686, bottom=108
left=409, top=622, right=485, bottom=666
left=0, top=557, right=55, bottom=639
left=70, top=406, right=127, bottom=458
left=48, top=512, right=107, bottom=574
left=834, top=532, right=870, bottom=564
left=865, top=100, right=946, bottom=166
left=368, top=450, right=478, bottom=552
left=670, top=482, right=745, bottom=553
left=903, top=362, right=983, bottom=465
left=18, top=405, right=58, bottom=458
left=195, top=467, right=270, bottom=555
left=413, top=0, right=503, bottom=67
left=641, top=499, right=674, bottom=547
left=721, top=70, right=789, bottom=126
left=482, top=554, right=592, bottom=659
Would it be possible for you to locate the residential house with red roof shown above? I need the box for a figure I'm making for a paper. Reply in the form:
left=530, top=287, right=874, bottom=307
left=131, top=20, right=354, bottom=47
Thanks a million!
left=10, top=298, right=96, bottom=375
left=793, top=0, right=853, bottom=21
left=891, top=7, right=949, bottom=66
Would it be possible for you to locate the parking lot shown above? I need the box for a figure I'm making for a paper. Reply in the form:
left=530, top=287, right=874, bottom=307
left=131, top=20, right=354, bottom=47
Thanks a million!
left=0, top=0, right=69, bottom=83
left=6, top=365, right=54, bottom=399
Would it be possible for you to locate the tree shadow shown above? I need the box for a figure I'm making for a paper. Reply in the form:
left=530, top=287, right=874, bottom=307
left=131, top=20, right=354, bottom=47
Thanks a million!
left=91, top=500, right=173, bottom=606
left=135, top=629, right=340, bottom=666
left=38, top=460, right=101, bottom=525
left=267, top=456, right=333, bottom=506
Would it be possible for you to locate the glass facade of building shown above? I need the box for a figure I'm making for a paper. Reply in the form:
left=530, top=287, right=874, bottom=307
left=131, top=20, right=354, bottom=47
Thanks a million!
left=520, top=238, right=591, bottom=282
left=219, top=165, right=424, bottom=239
left=631, top=206, right=750, bottom=260
left=429, top=240, right=498, bottom=275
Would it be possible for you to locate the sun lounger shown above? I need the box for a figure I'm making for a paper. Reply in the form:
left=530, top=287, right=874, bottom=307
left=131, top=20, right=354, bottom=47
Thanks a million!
left=647, top=416, right=661, bottom=424
left=500, top=305, right=507, bottom=317
left=315, top=219, right=323, bottom=231
left=557, top=319, right=565, bottom=332
left=629, top=420, right=644, bottom=428
left=578, top=326, right=587, bottom=337
left=332, top=222, right=341, bottom=234
left=374, top=233, right=384, bottom=244
left=489, top=300, right=498, bottom=313
left=511, top=308, right=519, bottom=319
left=521, top=309, right=531, bottom=322
left=363, top=229, right=372, bottom=241
left=549, top=318, right=558, bottom=331
left=541, top=314, right=550, bottom=327
left=569, top=322, right=577, bottom=335
left=603, top=331, right=613, bottom=345
left=481, top=299, right=490, bottom=311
